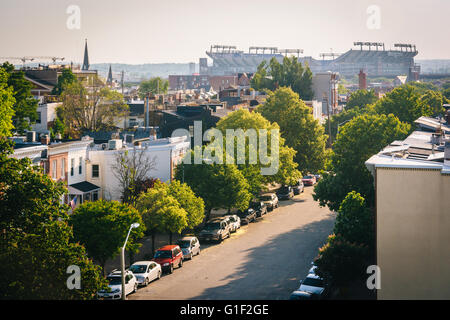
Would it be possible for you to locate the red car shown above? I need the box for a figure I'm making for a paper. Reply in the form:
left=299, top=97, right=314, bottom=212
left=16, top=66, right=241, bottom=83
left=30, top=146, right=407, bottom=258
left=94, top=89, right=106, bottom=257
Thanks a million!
left=153, top=245, right=184, bottom=274
left=302, top=175, right=317, bottom=186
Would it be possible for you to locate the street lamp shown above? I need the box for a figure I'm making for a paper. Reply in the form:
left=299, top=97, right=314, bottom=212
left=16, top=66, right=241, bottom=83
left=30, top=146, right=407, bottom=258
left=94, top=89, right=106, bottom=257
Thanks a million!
left=337, top=119, right=352, bottom=135
left=121, top=222, right=140, bottom=300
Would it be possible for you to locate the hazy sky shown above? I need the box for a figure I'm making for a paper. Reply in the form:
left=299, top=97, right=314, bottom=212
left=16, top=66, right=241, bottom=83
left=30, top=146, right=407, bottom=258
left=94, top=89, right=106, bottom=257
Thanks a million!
left=1, top=0, right=449, bottom=64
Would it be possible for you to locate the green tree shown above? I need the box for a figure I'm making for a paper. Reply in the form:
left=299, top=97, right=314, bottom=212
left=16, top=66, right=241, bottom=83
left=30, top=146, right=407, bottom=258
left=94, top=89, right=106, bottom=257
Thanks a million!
left=374, top=84, right=433, bottom=125
left=136, top=181, right=188, bottom=248
left=334, top=191, right=374, bottom=247
left=345, top=89, right=378, bottom=110
left=138, top=77, right=169, bottom=99
left=175, top=153, right=252, bottom=221
left=314, top=113, right=410, bottom=211
left=60, top=79, right=128, bottom=137
left=314, top=234, right=371, bottom=287
left=251, top=56, right=314, bottom=100
left=167, top=180, right=205, bottom=230
left=1, top=62, right=38, bottom=133
left=420, top=90, right=447, bottom=116
left=257, top=87, right=328, bottom=173
left=51, top=68, right=78, bottom=95
left=69, top=200, right=145, bottom=275
left=0, top=68, right=16, bottom=137
left=215, top=107, right=301, bottom=194
left=0, top=139, right=107, bottom=299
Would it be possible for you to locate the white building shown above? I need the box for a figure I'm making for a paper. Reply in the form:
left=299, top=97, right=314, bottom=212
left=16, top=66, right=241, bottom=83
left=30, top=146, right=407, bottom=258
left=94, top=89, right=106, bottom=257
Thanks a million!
left=31, top=102, right=61, bottom=133
left=86, top=136, right=190, bottom=201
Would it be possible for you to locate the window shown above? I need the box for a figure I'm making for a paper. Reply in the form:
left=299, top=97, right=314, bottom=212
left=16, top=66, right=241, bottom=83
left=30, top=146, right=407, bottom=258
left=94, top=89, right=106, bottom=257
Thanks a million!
left=92, top=190, right=98, bottom=201
left=52, top=160, right=57, bottom=179
left=71, top=158, right=74, bottom=176
left=79, top=157, right=83, bottom=174
left=92, top=164, right=99, bottom=178
left=85, top=193, right=91, bottom=202
left=36, top=112, right=41, bottom=124
left=61, top=158, right=65, bottom=179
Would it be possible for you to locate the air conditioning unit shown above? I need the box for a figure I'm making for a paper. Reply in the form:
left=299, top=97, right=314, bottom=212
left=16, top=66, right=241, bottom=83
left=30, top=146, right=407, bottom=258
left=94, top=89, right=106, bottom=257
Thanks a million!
left=108, top=139, right=123, bottom=150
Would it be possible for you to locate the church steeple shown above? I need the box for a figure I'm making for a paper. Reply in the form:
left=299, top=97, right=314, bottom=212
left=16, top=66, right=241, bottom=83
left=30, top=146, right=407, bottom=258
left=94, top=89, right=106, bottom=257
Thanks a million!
left=82, top=39, right=90, bottom=70
left=107, top=64, right=113, bottom=85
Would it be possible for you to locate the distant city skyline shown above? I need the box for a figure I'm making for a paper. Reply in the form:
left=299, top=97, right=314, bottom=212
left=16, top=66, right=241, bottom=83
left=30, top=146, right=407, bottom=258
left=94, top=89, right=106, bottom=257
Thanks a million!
left=1, top=0, right=449, bottom=64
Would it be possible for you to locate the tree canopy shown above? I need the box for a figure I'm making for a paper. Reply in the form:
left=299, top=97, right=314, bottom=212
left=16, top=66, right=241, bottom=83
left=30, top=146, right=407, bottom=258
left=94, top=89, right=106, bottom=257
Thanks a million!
left=345, top=89, right=378, bottom=110
left=0, top=139, right=107, bottom=299
left=138, top=77, right=169, bottom=99
left=256, top=87, right=329, bottom=174
left=0, top=68, right=15, bottom=137
left=1, top=62, right=38, bottom=133
left=52, top=68, right=78, bottom=95
left=314, top=113, right=410, bottom=211
left=251, top=56, right=314, bottom=100
left=60, top=79, right=128, bottom=137
left=69, top=199, right=145, bottom=274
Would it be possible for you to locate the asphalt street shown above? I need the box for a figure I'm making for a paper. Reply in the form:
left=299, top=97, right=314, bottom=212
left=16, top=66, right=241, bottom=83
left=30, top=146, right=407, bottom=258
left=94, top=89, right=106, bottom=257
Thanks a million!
left=130, top=186, right=335, bottom=300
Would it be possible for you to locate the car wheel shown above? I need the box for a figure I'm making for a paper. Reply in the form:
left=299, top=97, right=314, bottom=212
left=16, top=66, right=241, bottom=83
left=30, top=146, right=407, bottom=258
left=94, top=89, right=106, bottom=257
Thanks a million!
left=197, top=248, right=201, bottom=255
left=133, top=282, right=138, bottom=293
left=144, top=278, right=149, bottom=286
left=158, top=270, right=162, bottom=279
left=169, top=264, right=174, bottom=274
left=179, top=259, right=183, bottom=268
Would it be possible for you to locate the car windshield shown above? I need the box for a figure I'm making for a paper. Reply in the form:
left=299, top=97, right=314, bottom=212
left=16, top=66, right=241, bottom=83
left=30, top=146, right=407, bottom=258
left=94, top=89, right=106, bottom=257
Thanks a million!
left=304, top=175, right=313, bottom=179
left=204, top=222, right=220, bottom=230
left=228, top=216, right=236, bottom=222
left=154, top=250, right=172, bottom=259
left=250, top=202, right=261, bottom=209
left=302, top=277, right=323, bottom=287
left=278, top=187, right=290, bottom=193
left=107, top=277, right=122, bottom=285
left=129, top=265, right=147, bottom=273
left=177, top=240, right=191, bottom=248
left=260, top=196, right=272, bottom=201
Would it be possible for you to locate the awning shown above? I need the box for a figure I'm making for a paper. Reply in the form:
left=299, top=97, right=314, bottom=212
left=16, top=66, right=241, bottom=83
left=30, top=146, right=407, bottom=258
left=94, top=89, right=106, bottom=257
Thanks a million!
left=68, top=181, right=100, bottom=195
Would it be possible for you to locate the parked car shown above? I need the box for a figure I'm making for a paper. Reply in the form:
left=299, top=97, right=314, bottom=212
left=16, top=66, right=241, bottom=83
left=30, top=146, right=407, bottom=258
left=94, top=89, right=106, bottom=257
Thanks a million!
left=276, top=185, right=294, bottom=200
left=129, top=261, right=162, bottom=287
left=219, top=215, right=234, bottom=234
left=308, top=264, right=318, bottom=275
left=224, top=214, right=241, bottom=232
left=250, top=201, right=268, bottom=217
left=97, top=270, right=137, bottom=300
left=291, top=179, right=304, bottom=195
left=289, top=290, right=316, bottom=300
left=176, top=236, right=201, bottom=260
left=302, top=175, right=317, bottom=186
left=198, top=218, right=230, bottom=243
left=259, top=193, right=279, bottom=211
left=298, top=274, right=325, bottom=297
left=153, top=245, right=183, bottom=274
left=237, top=208, right=257, bottom=225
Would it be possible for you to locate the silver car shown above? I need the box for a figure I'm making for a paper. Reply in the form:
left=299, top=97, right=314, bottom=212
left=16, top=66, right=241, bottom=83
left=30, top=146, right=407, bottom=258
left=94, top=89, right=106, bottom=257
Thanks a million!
left=176, top=236, right=201, bottom=260
left=224, top=215, right=241, bottom=232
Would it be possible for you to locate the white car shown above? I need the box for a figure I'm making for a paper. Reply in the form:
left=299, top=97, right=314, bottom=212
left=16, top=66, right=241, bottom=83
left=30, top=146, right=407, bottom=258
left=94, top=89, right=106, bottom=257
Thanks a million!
left=224, top=215, right=241, bottom=233
left=298, top=274, right=325, bottom=296
left=129, top=261, right=162, bottom=286
left=308, top=264, right=318, bottom=275
left=97, top=270, right=138, bottom=300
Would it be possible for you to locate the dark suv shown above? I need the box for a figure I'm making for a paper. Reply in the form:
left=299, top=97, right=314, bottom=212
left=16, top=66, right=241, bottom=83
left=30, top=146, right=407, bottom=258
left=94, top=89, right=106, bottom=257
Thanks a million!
left=276, top=185, right=294, bottom=200
left=250, top=201, right=268, bottom=217
left=291, top=179, right=304, bottom=195
left=153, top=245, right=184, bottom=274
left=237, top=208, right=257, bottom=225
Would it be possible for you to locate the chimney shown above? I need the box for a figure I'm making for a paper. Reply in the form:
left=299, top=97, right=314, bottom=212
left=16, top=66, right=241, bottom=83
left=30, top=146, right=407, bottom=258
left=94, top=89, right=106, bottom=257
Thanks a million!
left=40, top=134, right=50, bottom=145
left=359, top=69, right=367, bottom=90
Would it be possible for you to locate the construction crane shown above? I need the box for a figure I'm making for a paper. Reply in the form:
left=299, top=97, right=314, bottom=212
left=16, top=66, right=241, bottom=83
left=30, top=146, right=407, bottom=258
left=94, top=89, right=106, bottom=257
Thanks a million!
left=0, top=56, right=65, bottom=68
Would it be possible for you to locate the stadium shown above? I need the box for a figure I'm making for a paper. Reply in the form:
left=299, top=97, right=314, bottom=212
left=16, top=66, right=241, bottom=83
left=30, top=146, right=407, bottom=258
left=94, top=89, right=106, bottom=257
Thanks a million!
left=204, top=42, right=419, bottom=78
